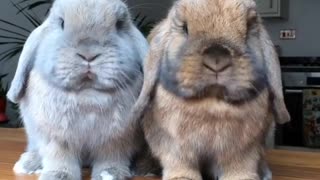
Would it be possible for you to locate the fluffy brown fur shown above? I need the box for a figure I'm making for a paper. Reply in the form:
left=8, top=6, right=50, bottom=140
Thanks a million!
left=132, top=0, right=289, bottom=179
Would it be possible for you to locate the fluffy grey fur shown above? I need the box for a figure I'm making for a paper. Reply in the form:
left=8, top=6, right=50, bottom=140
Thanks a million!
left=7, top=0, right=148, bottom=179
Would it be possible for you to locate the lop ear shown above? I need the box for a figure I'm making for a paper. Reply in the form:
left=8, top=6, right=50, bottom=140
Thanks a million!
left=258, top=24, right=290, bottom=124
left=7, top=21, right=48, bottom=103
left=130, top=20, right=169, bottom=121
left=129, top=26, right=149, bottom=66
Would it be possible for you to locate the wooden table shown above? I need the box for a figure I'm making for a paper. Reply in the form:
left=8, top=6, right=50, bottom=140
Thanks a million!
left=1, top=128, right=320, bottom=180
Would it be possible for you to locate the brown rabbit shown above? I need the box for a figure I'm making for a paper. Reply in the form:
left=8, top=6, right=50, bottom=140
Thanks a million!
left=132, top=0, right=290, bottom=179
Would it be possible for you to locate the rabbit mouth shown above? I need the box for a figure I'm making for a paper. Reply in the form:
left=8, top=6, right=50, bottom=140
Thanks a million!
left=203, top=62, right=231, bottom=74
left=79, top=70, right=96, bottom=83
left=83, top=71, right=96, bottom=81
left=161, top=67, right=265, bottom=102
left=73, top=71, right=98, bottom=89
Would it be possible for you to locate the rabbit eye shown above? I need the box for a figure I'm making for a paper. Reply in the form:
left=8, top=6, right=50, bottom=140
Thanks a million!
left=247, top=9, right=258, bottom=30
left=182, top=22, right=188, bottom=35
left=59, top=18, right=65, bottom=29
left=116, top=19, right=125, bottom=31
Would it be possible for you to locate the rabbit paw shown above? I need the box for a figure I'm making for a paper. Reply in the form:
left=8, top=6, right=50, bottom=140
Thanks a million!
left=39, top=171, right=75, bottom=180
left=100, top=171, right=115, bottom=180
left=262, top=171, right=272, bottom=180
left=92, top=168, right=131, bottom=180
left=13, top=152, right=42, bottom=174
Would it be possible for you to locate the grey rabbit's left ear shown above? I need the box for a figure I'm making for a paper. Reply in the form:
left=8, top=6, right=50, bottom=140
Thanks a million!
left=7, top=21, right=48, bottom=103
left=256, top=21, right=290, bottom=124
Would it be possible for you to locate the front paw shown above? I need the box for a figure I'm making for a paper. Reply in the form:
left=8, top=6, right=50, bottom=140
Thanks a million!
left=92, top=168, right=131, bottom=180
left=262, top=172, right=272, bottom=180
left=39, top=171, right=76, bottom=180
left=13, top=152, right=42, bottom=175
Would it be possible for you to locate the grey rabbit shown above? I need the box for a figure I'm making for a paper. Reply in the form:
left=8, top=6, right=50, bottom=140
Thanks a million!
left=7, top=0, right=149, bottom=179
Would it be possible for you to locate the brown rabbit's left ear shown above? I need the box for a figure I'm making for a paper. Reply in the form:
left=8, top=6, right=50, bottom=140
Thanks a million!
left=256, top=23, right=290, bottom=124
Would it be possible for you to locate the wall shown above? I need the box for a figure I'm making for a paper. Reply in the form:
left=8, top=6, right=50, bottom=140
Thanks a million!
left=261, top=0, right=320, bottom=57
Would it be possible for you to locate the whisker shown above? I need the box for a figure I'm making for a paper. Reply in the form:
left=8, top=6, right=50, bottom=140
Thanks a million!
left=122, top=72, right=138, bottom=90
left=118, top=71, right=139, bottom=102
left=92, top=61, right=117, bottom=66
left=115, top=77, right=136, bottom=103
left=128, top=3, right=168, bottom=11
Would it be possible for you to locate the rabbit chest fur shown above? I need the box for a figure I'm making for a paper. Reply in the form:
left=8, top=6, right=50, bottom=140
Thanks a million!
left=143, top=84, right=273, bottom=179
left=21, top=69, right=143, bottom=164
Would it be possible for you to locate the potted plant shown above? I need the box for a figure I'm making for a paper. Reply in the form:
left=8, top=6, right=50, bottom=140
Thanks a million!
left=0, top=74, right=8, bottom=123
left=0, top=0, right=48, bottom=61
left=133, top=13, right=155, bottom=37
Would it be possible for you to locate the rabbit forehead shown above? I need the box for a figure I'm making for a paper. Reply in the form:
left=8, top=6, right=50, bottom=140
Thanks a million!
left=175, top=0, right=256, bottom=23
left=177, top=0, right=256, bottom=10
left=174, top=0, right=256, bottom=43
left=52, top=0, right=127, bottom=25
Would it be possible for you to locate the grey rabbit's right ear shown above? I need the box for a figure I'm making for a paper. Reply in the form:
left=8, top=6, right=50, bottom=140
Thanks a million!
left=7, top=21, right=48, bottom=103
left=130, top=20, right=169, bottom=121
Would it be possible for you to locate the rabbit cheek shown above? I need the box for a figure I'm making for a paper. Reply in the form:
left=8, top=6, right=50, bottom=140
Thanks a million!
left=49, top=53, right=90, bottom=90
left=176, top=56, right=215, bottom=98
left=159, top=54, right=216, bottom=99
left=159, top=54, right=182, bottom=97
left=159, top=36, right=189, bottom=97
left=53, top=65, right=89, bottom=90
left=222, top=57, right=268, bottom=103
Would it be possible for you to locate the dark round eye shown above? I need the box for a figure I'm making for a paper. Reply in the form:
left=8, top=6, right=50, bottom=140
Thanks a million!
left=182, top=22, right=188, bottom=35
left=59, top=18, right=65, bottom=29
left=247, top=9, right=258, bottom=30
left=116, top=19, right=125, bottom=30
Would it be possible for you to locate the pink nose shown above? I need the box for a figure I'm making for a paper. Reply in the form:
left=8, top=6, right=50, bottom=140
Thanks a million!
left=77, top=53, right=101, bottom=62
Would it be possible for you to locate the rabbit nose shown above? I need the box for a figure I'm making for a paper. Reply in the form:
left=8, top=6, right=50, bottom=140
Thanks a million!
left=77, top=53, right=101, bottom=62
left=203, top=57, right=232, bottom=73
left=202, top=44, right=231, bottom=57
left=202, top=44, right=232, bottom=72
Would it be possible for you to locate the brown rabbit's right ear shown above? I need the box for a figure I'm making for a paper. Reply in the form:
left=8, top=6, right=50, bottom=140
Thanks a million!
left=7, top=20, right=48, bottom=103
left=147, top=24, right=160, bottom=43
left=131, top=20, right=170, bottom=122
left=257, top=23, right=290, bottom=124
